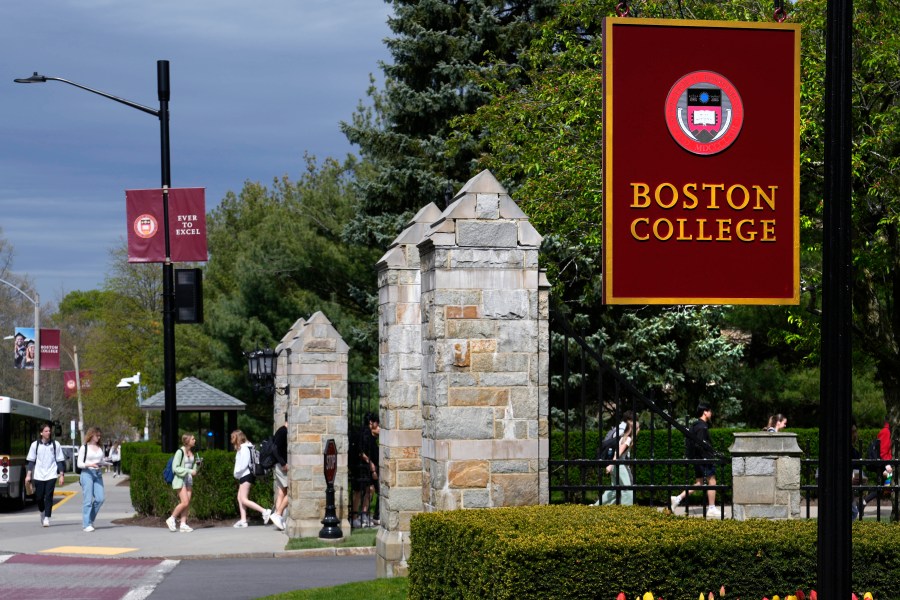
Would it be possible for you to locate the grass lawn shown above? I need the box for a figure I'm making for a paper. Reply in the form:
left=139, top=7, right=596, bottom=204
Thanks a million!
left=285, top=527, right=377, bottom=550
left=257, top=577, right=408, bottom=600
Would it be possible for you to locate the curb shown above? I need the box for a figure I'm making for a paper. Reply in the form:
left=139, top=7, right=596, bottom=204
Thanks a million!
left=149, top=546, right=377, bottom=561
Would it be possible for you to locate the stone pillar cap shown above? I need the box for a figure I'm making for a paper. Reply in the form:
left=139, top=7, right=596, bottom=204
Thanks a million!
left=729, top=431, right=803, bottom=456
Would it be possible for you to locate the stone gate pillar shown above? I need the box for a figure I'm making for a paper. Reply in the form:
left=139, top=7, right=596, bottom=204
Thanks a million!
left=418, top=170, right=549, bottom=513
left=374, top=203, right=442, bottom=577
left=730, top=432, right=802, bottom=519
left=276, top=311, right=350, bottom=537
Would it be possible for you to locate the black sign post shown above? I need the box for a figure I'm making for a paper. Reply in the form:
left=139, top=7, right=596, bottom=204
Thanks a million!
left=318, top=438, right=342, bottom=539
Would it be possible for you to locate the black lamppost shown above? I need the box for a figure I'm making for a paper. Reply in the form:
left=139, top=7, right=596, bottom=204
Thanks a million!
left=15, top=61, right=179, bottom=452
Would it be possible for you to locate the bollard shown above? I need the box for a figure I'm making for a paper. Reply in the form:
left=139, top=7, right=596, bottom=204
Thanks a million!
left=318, top=438, right=342, bottom=539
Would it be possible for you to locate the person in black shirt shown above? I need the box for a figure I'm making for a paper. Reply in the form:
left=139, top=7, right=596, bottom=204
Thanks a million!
left=270, top=416, right=289, bottom=531
left=670, top=403, right=720, bottom=518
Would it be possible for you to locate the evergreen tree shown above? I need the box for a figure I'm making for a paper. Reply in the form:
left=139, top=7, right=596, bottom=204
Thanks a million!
left=342, top=0, right=557, bottom=246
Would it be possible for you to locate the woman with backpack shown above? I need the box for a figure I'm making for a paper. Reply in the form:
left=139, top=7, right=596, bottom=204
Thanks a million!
left=25, top=422, right=66, bottom=527
left=230, top=430, right=271, bottom=528
left=166, top=433, right=200, bottom=533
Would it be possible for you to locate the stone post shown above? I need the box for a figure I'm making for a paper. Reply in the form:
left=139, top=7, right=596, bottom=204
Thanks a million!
left=276, top=311, right=350, bottom=537
left=730, top=432, right=802, bottom=519
left=418, top=169, right=549, bottom=513
left=374, top=203, right=442, bottom=577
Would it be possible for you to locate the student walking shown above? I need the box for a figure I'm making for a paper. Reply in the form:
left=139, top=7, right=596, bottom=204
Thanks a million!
left=270, top=417, right=289, bottom=531
left=230, top=430, right=271, bottom=528
left=77, top=427, right=107, bottom=532
left=166, top=434, right=200, bottom=533
left=25, top=423, right=66, bottom=527
left=109, top=442, right=122, bottom=477
left=670, top=404, right=720, bottom=518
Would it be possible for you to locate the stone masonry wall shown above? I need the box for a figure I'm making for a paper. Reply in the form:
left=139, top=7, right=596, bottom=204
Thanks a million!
left=417, top=170, right=549, bottom=513
left=374, top=203, right=442, bottom=577
left=276, top=312, right=350, bottom=538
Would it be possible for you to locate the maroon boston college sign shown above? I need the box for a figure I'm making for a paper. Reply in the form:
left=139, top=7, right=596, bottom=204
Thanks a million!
left=602, top=18, right=801, bottom=305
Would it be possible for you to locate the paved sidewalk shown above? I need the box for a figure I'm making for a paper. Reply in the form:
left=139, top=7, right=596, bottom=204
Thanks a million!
left=0, top=473, right=373, bottom=561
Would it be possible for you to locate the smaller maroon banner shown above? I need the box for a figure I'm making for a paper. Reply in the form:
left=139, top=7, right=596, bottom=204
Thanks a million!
left=126, top=188, right=208, bottom=263
left=127, top=189, right=165, bottom=263
left=39, top=328, right=60, bottom=371
left=64, top=370, right=93, bottom=398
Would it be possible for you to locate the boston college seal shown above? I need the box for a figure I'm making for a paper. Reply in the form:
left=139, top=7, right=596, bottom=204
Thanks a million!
left=664, top=70, right=743, bottom=156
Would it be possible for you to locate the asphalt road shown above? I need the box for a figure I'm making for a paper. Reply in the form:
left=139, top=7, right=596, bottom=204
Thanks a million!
left=0, top=473, right=379, bottom=599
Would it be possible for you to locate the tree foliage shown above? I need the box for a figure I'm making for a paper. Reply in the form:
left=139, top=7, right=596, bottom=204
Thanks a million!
left=342, top=0, right=557, bottom=246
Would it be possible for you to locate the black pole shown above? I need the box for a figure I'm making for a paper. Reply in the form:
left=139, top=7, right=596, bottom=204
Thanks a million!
left=819, top=0, right=853, bottom=595
left=158, top=60, right=178, bottom=454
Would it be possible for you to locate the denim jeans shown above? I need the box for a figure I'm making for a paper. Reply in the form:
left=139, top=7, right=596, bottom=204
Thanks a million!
left=80, top=469, right=105, bottom=527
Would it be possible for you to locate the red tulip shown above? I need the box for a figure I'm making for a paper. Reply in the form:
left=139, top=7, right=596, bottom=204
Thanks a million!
left=810, top=591, right=817, bottom=600
left=796, top=592, right=805, bottom=600
left=616, top=594, right=626, bottom=600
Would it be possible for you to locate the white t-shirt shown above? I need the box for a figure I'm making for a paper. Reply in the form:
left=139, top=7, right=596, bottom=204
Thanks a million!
left=27, top=440, right=64, bottom=481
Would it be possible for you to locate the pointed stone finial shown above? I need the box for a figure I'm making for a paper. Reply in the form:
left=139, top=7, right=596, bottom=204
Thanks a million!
left=454, top=170, right=508, bottom=199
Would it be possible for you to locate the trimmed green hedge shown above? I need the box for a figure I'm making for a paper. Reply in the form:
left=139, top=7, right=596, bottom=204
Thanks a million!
left=129, top=451, right=274, bottom=520
left=551, top=428, right=882, bottom=503
left=408, top=504, right=900, bottom=599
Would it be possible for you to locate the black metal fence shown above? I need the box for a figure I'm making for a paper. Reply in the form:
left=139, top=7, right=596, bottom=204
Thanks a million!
left=801, top=441, right=899, bottom=521
left=549, top=307, right=728, bottom=516
left=348, top=380, right=378, bottom=527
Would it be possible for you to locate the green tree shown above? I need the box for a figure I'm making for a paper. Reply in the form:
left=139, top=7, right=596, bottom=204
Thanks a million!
left=342, top=0, right=557, bottom=246
left=198, top=155, right=382, bottom=424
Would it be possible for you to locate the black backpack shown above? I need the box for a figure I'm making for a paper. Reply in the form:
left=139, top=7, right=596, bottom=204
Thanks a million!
left=248, top=444, right=266, bottom=477
left=75, top=445, right=86, bottom=475
left=258, top=437, right=278, bottom=470
left=867, top=438, right=882, bottom=462
left=598, top=427, right=620, bottom=460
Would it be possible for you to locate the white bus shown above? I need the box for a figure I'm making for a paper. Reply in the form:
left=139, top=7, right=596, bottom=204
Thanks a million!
left=0, top=396, right=52, bottom=508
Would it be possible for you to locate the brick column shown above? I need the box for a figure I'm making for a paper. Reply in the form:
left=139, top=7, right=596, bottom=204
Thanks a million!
left=374, top=203, right=442, bottom=577
left=276, top=311, right=350, bottom=537
left=730, top=432, right=802, bottom=519
left=418, top=170, right=549, bottom=513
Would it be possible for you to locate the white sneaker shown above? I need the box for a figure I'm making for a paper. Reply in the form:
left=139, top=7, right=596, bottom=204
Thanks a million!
left=262, top=508, right=272, bottom=524
left=166, top=516, right=177, bottom=532
left=670, top=495, right=681, bottom=512
left=42, top=517, right=50, bottom=527
left=271, top=514, right=285, bottom=531
left=706, top=506, right=721, bottom=518
left=179, top=524, right=193, bottom=532
left=233, top=520, right=248, bottom=528
left=83, top=525, right=95, bottom=532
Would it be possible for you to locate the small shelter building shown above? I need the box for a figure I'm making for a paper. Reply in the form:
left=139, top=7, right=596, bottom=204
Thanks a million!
left=141, top=376, right=245, bottom=450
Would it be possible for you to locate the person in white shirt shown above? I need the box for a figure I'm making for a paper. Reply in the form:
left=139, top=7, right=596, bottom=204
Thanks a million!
left=77, top=427, right=107, bottom=532
left=25, top=423, right=65, bottom=527
left=109, top=442, right=122, bottom=477
left=230, top=429, right=271, bottom=528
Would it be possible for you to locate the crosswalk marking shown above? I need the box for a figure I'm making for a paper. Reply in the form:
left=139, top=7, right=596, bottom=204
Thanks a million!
left=40, top=546, right=138, bottom=556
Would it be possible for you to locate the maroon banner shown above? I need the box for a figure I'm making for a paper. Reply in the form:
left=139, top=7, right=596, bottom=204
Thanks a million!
left=168, top=188, right=208, bottom=262
left=126, top=188, right=208, bottom=263
left=127, top=189, right=166, bottom=263
left=39, top=328, right=60, bottom=371
left=602, top=18, right=800, bottom=305
left=64, top=370, right=93, bottom=399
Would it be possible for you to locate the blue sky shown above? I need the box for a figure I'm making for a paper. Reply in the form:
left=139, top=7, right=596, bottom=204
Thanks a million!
left=1, top=1, right=391, bottom=304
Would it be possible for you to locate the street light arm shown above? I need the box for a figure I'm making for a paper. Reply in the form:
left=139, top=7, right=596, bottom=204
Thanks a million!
left=0, top=277, right=37, bottom=306
left=14, top=73, right=159, bottom=118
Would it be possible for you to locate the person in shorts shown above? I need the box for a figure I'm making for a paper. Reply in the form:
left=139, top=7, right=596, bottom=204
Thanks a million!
left=230, top=430, right=271, bottom=528
left=670, top=403, right=720, bottom=518
left=270, top=416, right=289, bottom=531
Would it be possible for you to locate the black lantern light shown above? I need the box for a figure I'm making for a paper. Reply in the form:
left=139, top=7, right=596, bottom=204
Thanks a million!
left=245, top=347, right=287, bottom=395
